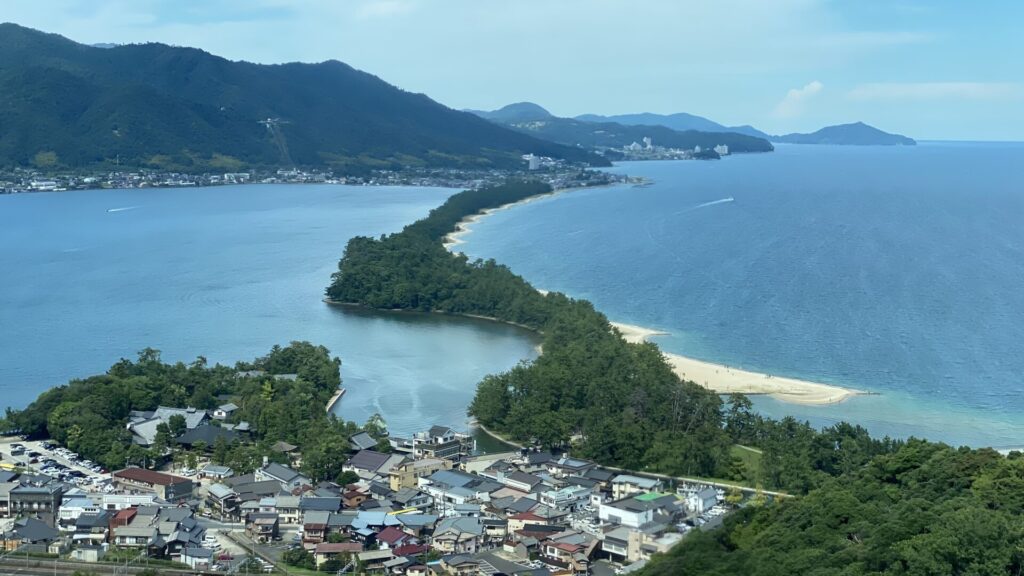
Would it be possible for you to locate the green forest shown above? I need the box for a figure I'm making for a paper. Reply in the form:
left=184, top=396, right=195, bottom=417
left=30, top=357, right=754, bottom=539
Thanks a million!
left=643, top=442, right=1024, bottom=575
left=0, top=24, right=604, bottom=172
left=3, top=342, right=376, bottom=483
left=326, top=180, right=1024, bottom=574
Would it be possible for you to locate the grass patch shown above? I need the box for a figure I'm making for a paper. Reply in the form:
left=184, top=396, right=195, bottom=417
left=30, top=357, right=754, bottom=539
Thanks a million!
left=731, top=444, right=764, bottom=486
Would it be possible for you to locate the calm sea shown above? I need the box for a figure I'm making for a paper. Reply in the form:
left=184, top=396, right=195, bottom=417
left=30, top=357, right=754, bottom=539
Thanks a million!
left=0, top=184, right=539, bottom=436
left=461, top=143, right=1024, bottom=449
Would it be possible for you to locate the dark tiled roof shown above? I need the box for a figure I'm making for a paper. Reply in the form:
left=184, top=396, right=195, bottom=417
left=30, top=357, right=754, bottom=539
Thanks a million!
left=427, top=425, right=452, bottom=438
left=349, top=432, right=378, bottom=451
left=299, top=497, right=342, bottom=512
left=348, top=450, right=391, bottom=472
left=176, top=424, right=238, bottom=446
left=114, top=467, right=188, bottom=486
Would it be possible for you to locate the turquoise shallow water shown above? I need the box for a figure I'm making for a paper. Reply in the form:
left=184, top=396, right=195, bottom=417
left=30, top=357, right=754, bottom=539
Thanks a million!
left=460, top=143, right=1024, bottom=449
left=0, top=184, right=539, bottom=436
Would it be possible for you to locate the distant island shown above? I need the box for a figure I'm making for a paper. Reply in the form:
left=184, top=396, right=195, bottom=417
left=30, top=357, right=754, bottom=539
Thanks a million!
left=0, top=24, right=605, bottom=173
left=774, top=121, right=916, bottom=145
left=467, top=102, right=775, bottom=155
left=574, top=111, right=916, bottom=146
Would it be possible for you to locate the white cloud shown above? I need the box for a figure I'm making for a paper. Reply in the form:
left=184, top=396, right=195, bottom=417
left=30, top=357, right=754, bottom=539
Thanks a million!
left=356, top=0, right=416, bottom=20
left=848, top=82, right=1024, bottom=101
left=773, top=80, right=824, bottom=118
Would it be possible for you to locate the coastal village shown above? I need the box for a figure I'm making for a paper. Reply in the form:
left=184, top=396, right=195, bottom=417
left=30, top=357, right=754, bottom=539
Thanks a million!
left=0, top=390, right=737, bottom=576
left=0, top=157, right=631, bottom=196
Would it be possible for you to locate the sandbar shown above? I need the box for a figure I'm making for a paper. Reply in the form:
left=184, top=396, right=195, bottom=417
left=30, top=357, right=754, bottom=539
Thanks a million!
left=611, top=322, right=864, bottom=405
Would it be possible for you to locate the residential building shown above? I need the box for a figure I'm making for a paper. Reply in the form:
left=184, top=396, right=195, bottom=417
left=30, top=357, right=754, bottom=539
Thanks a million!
left=598, top=493, right=681, bottom=529
left=246, top=512, right=279, bottom=543
left=182, top=547, right=214, bottom=570
left=431, top=517, right=483, bottom=554
left=9, top=483, right=66, bottom=526
left=255, top=462, right=310, bottom=492
left=212, top=403, right=238, bottom=420
left=685, top=486, right=719, bottom=514
left=540, top=485, right=592, bottom=511
left=611, top=475, right=661, bottom=500
left=112, top=468, right=193, bottom=501
left=313, top=542, right=361, bottom=568
left=411, top=426, right=474, bottom=461
left=389, top=457, right=451, bottom=491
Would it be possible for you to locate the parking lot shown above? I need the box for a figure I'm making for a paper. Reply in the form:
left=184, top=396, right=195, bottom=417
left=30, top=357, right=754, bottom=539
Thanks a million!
left=0, top=436, right=111, bottom=488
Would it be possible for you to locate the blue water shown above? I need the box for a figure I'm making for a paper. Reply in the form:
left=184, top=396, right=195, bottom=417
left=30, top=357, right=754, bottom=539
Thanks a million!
left=0, top=184, right=539, bottom=436
left=460, top=143, right=1024, bottom=449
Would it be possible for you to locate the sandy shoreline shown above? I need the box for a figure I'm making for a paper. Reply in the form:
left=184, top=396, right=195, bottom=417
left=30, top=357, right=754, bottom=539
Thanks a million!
left=443, top=186, right=583, bottom=252
left=611, top=322, right=863, bottom=405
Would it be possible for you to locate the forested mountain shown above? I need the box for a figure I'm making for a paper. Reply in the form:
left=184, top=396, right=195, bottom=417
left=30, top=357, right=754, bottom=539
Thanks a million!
left=775, top=122, right=917, bottom=145
left=576, top=111, right=771, bottom=140
left=468, top=104, right=774, bottom=153
left=0, top=24, right=604, bottom=172
left=466, top=102, right=555, bottom=123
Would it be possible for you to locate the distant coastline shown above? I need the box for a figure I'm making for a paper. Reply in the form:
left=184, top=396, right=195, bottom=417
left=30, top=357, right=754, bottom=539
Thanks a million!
left=445, top=185, right=865, bottom=406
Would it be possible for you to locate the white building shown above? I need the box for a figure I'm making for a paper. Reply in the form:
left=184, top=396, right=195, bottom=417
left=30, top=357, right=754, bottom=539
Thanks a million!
left=714, top=144, right=729, bottom=156
left=685, top=486, right=718, bottom=514
left=539, top=486, right=592, bottom=511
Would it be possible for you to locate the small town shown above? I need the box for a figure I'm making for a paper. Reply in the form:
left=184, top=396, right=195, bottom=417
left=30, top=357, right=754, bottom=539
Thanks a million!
left=0, top=157, right=632, bottom=196
left=0, top=396, right=743, bottom=576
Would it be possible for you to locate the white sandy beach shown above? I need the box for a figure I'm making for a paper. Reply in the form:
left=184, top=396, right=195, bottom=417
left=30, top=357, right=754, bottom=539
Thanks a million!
left=443, top=187, right=573, bottom=252
left=611, top=322, right=863, bottom=405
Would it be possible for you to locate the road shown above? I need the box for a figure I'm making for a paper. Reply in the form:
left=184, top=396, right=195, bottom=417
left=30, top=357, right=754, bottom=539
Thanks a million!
left=0, top=556, right=219, bottom=576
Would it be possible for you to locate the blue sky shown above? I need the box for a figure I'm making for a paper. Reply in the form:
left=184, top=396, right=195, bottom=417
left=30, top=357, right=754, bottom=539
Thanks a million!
left=5, top=0, right=1023, bottom=140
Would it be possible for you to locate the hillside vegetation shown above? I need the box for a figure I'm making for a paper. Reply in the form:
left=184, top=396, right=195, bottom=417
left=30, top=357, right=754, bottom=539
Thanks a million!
left=642, top=442, right=1024, bottom=575
left=0, top=24, right=604, bottom=172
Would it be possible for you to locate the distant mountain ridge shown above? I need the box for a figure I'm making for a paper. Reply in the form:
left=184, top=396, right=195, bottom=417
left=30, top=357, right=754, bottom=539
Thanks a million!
left=469, top=103, right=774, bottom=154
left=576, top=112, right=771, bottom=140
left=0, top=23, right=604, bottom=172
left=465, top=102, right=554, bottom=123
left=574, top=110, right=914, bottom=146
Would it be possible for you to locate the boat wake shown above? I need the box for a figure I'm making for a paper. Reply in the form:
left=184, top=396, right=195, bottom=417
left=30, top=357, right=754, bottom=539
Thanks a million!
left=694, top=197, right=734, bottom=209
left=106, top=206, right=139, bottom=213
left=672, top=197, right=735, bottom=215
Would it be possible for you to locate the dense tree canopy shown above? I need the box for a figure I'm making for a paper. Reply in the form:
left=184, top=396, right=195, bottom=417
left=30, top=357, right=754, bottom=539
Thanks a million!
left=328, top=181, right=738, bottom=477
left=641, top=442, right=1024, bottom=576
left=4, top=342, right=355, bottom=473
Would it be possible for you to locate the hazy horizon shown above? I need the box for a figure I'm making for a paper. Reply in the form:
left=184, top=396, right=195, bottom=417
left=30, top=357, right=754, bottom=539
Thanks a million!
left=4, top=0, right=1023, bottom=141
